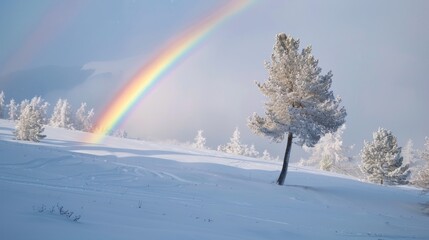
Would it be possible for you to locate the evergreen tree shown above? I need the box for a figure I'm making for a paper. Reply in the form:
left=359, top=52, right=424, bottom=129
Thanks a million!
left=218, top=128, right=246, bottom=155
left=7, top=99, right=19, bottom=121
left=0, top=91, right=5, bottom=119
left=244, top=144, right=259, bottom=158
left=85, top=108, right=94, bottom=132
left=74, top=102, right=94, bottom=131
left=20, top=99, right=30, bottom=116
left=14, top=105, right=46, bottom=142
left=29, top=96, right=49, bottom=124
left=192, top=130, right=207, bottom=149
left=248, top=33, right=346, bottom=185
left=414, top=137, right=429, bottom=189
left=50, top=99, right=73, bottom=129
left=403, top=139, right=416, bottom=165
left=302, top=124, right=351, bottom=171
left=262, top=150, right=271, bottom=161
left=360, top=128, right=410, bottom=185
left=50, top=99, right=63, bottom=127
left=111, top=129, right=128, bottom=138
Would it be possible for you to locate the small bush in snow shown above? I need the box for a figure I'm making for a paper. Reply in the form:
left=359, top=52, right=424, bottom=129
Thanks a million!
left=34, top=204, right=81, bottom=222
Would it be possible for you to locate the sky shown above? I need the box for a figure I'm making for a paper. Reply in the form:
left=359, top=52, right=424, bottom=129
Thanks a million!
left=1, top=0, right=428, bottom=161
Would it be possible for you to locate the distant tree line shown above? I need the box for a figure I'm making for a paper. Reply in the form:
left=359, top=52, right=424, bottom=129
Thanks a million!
left=0, top=90, right=95, bottom=142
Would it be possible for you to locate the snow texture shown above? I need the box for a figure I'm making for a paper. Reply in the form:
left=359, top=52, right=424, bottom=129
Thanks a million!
left=0, top=119, right=428, bottom=240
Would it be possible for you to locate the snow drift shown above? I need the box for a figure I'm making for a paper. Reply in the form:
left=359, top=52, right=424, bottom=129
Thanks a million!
left=0, top=119, right=428, bottom=239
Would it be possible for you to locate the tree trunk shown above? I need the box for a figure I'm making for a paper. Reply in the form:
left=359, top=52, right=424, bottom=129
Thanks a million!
left=277, top=132, right=293, bottom=185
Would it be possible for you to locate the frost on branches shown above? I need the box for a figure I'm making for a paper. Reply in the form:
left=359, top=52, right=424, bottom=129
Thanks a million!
left=245, top=144, right=259, bottom=158
left=218, top=128, right=247, bottom=155
left=360, top=128, right=410, bottom=185
left=0, top=91, right=5, bottom=119
left=248, top=33, right=346, bottom=185
left=414, top=137, right=429, bottom=189
left=75, top=102, right=95, bottom=132
left=192, top=130, right=207, bottom=149
left=50, top=99, right=73, bottom=129
left=262, top=150, right=271, bottom=161
left=7, top=99, right=19, bottom=121
left=14, top=104, right=46, bottom=142
left=301, top=125, right=352, bottom=172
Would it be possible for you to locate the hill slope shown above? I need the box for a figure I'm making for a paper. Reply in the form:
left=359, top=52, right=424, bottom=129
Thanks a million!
left=0, top=119, right=428, bottom=240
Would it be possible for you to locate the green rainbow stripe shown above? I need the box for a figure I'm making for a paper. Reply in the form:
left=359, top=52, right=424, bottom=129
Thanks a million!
left=88, top=0, right=253, bottom=143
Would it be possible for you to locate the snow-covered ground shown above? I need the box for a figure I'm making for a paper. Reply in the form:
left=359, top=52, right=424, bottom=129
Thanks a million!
left=0, top=119, right=428, bottom=240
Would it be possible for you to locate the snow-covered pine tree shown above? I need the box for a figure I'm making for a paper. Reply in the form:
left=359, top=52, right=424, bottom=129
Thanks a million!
left=14, top=104, right=46, bottom=142
left=50, top=99, right=63, bottom=127
left=262, top=150, right=271, bottom=161
left=421, top=137, right=429, bottom=163
left=360, top=128, right=410, bottom=185
left=74, top=102, right=94, bottom=131
left=7, top=99, right=19, bottom=121
left=110, top=129, right=128, bottom=138
left=20, top=99, right=29, bottom=115
left=302, top=124, right=351, bottom=172
left=414, top=137, right=429, bottom=189
left=403, top=139, right=416, bottom=165
left=218, top=128, right=246, bottom=155
left=244, top=144, right=259, bottom=158
left=50, top=99, right=73, bottom=129
left=84, top=108, right=94, bottom=132
left=0, top=91, right=5, bottom=119
left=29, top=96, right=49, bottom=124
left=248, top=33, right=347, bottom=185
left=60, top=99, right=73, bottom=129
left=0, top=91, right=7, bottom=119
left=192, top=130, right=207, bottom=149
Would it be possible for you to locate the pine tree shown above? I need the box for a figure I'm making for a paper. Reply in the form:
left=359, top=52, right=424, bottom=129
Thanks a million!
left=50, top=99, right=63, bottom=127
left=218, top=128, right=246, bottom=155
left=0, top=91, right=5, bottom=119
left=20, top=99, right=29, bottom=116
left=360, top=128, right=410, bottom=185
left=14, top=105, right=46, bottom=142
left=192, top=130, right=207, bottom=149
left=302, top=124, right=351, bottom=172
left=248, top=33, right=346, bottom=185
left=414, top=137, right=429, bottom=189
left=403, top=139, right=415, bottom=165
left=7, top=99, right=19, bottom=121
left=29, top=96, right=49, bottom=124
left=262, top=150, right=271, bottom=161
left=74, top=102, right=88, bottom=131
left=50, top=99, right=73, bottom=129
left=84, top=108, right=94, bottom=132
left=244, top=144, right=259, bottom=158
left=111, top=129, right=128, bottom=138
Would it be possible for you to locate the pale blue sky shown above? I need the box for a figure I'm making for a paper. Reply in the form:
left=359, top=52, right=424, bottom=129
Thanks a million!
left=1, top=0, right=428, bottom=160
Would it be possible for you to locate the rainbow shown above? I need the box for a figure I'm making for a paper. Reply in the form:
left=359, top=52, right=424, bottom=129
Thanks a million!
left=87, top=0, right=253, bottom=143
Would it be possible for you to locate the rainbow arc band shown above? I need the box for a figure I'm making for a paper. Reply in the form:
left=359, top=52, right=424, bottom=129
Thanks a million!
left=87, top=0, right=253, bottom=143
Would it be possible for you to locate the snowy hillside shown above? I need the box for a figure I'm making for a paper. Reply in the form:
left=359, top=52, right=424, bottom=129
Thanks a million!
left=0, top=119, right=428, bottom=240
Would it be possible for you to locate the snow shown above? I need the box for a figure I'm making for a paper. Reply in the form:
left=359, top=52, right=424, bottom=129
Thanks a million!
left=0, top=119, right=428, bottom=239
